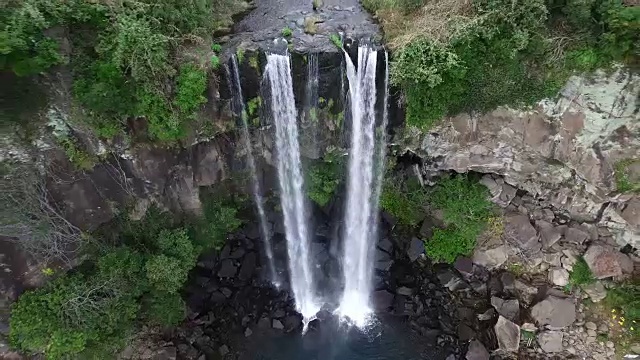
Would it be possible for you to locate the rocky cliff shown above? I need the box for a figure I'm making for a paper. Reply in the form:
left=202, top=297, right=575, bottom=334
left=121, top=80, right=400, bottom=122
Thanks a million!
left=397, top=68, right=640, bottom=248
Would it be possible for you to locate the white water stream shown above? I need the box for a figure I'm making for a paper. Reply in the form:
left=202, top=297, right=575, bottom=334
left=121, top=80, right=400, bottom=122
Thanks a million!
left=265, top=52, right=320, bottom=324
left=338, top=46, right=382, bottom=328
left=226, top=55, right=279, bottom=287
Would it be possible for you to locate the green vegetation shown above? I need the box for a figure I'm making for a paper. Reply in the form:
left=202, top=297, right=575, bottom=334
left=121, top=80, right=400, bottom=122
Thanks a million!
left=371, top=0, right=639, bottom=129
left=189, top=192, right=244, bottom=251
left=9, top=197, right=243, bottom=358
left=381, top=172, right=492, bottom=262
left=425, top=175, right=492, bottom=263
left=380, top=178, right=428, bottom=227
left=59, top=138, right=96, bottom=171
left=605, top=281, right=640, bottom=340
left=248, top=54, right=260, bottom=71
left=211, top=43, right=222, bottom=53
left=329, top=33, right=343, bottom=49
left=247, top=97, right=261, bottom=118
left=281, top=27, right=293, bottom=37
left=9, top=226, right=196, bottom=358
left=569, top=257, right=596, bottom=287
left=614, top=158, right=640, bottom=193
left=2, top=0, right=245, bottom=143
left=211, top=55, right=221, bottom=70
left=236, top=48, right=245, bottom=63
left=306, top=151, right=344, bottom=207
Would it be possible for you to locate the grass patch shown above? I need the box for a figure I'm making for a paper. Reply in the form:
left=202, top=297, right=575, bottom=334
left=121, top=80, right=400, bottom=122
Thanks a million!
left=425, top=174, right=493, bottom=263
left=380, top=177, right=428, bottom=227
left=281, top=27, right=293, bottom=37
left=601, top=281, right=640, bottom=354
left=615, top=158, right=640, bottom=193
left=569, top=257, right=595, bottom=287
left=329, top=34, right=343, bottom=49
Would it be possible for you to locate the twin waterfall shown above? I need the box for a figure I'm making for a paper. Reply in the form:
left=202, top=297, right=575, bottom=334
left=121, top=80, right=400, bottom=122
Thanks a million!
left=234, top=44, right=388, bottom=329
left=265, top=54, right=320, bottom=321
left=337, top=47, right=381, bottom=327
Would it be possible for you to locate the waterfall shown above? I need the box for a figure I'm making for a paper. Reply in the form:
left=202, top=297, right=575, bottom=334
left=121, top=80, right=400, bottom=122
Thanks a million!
left=338, top=46, right=381, bottom=327
left=265, top=52, right=319, bottom=323
left=226, top=55, right=280, bottom=287
left=369, top=50, right=389, bottom=253
left=302, top=53, right=319, bottom=158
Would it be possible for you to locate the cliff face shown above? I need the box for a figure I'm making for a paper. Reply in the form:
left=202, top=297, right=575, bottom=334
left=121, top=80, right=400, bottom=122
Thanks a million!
left=397, top=68, right=640, bottom=248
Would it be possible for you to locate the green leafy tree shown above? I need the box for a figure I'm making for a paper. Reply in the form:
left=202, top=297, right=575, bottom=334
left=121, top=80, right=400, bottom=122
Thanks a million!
left=144, top=291, right=186, bottom=327
left=146, top=254, right=187, bottom=293
left=191, top=196, right=243, bottom=250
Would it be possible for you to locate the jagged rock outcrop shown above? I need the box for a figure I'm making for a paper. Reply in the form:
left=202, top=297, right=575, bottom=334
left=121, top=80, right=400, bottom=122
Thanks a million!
left=399, top=68, right=640, bottom=248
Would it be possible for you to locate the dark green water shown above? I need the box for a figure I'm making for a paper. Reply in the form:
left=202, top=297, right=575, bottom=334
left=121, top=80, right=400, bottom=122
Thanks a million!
left=241, top=317, right=445, bottom=360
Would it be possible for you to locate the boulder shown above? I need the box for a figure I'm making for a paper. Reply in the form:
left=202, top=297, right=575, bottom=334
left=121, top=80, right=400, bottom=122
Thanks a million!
left=272, top=319, right=284, bottom=330
left=582, top=281, right=607, bottom=303
left=466, top=340, right=490, bottom=360
left=473, top=245, right=508, bottom=269
left=238, top=252, right=257, bottom=281
left=620, top=198, right=640, bottom=227
left=530, top=296, right=576, bottom=328
left=536, top=220, right=562, bottom=248
left=561, top=250, right=578, bottom=271
left=377, top=237, right=394, bottom=253
left=372, top=290, right=394, bottom=311
left=491, top=297, right=520, bottom=322
left=564, top=226, right=589, bottom=244
left=537, top=330, right=564, bottom=353
left=480, top=175, right=501, bottom=198
left=454, top=257, right=474, bottom=275
left=437, top=270, right=468, bottom=291
left=514, top=280, right=539, bottom=305
left=494, top=315, right=520, bottom=352
left=218, top=345, right=229, bottom=356
left=583, top=245, right=634, bottom=279
left=548, top=268, right=570, bottom=287
left=396, top=287, right=413, bottom=296
left=504, top=214, right=540, bottom=252
left=498, top=183, right=518, bottom=207
left=407, top=237, right=425, bottom=261
left=217, top=259, right=237, bottom=278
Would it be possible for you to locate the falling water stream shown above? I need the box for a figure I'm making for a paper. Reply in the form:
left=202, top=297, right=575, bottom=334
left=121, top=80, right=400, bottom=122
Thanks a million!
left=265, top=52, right=320, bottom=324
left=368, top=50, right=389, bottom=260
left=226, top=55, right=279, bottom=287
left=338, top=46, right=381, bottom=328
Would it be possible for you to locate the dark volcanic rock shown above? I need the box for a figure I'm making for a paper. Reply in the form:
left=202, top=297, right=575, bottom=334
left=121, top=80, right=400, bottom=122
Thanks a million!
left=407, top=237, right=425, bottom=261
left=238, top=252, right=257, bottom=281
left=218, top=259, right=238, bottom=278
left=284, top=314, right=302, bottom=333
left=372, top=290, right=394, bottom=311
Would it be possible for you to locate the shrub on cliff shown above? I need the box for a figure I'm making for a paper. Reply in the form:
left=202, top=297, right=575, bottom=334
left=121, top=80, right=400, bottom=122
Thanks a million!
left=384, top=0, right=638, bottom=129
left=424, top=175, right=493, bottom=263
left=380, top=179, right=429, bottom=227
left=190, top=192, right=244, bottom=251
left=2, top=0, right=245, bottom=143
left=306, top=152, right=344, bottom=207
